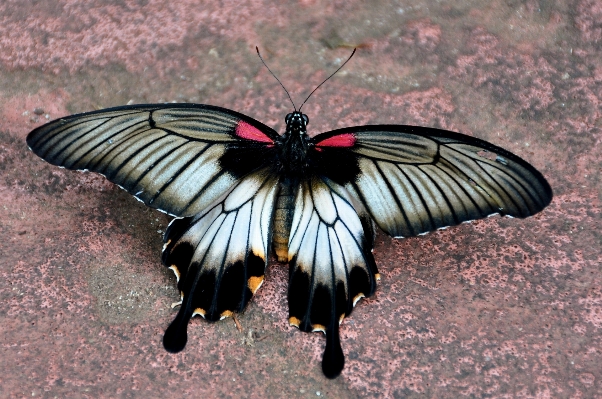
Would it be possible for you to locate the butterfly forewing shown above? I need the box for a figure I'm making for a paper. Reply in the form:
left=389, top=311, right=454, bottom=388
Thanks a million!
left=312, top=126, right=552, bottom=239
left=26, top=104, right=279, bottom=217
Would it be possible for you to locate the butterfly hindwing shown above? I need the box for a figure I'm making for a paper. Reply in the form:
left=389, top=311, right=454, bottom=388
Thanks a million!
left=287, top=176, right=378, bottom=379
left=26, top=104, right=279, bottom=217
left=311, top=126, right=553, bottom=238
left=161, top=167, right=280, bottom=352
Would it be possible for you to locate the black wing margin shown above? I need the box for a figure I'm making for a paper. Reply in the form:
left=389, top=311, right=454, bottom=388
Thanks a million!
left=26, top=103, right=280, bottom=217
left=310, top=125, right=553, bottom=238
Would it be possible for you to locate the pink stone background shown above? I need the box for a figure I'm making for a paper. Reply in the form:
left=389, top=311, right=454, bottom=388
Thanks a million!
left=1, top=0, right=601, bottom=397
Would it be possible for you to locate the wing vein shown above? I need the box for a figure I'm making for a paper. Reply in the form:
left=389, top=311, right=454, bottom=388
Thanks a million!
left=210, top=210, right=239, bottom=314
left=35, top=116, right=117, bottom=154
left=148, top=143, right=214, bottom=204
left=435, top=158, right=489, bottom=216
left=181, top=168, right=229, bottom=214
left=396, top=166, right=436, bottom=231
left=128, top=140, right=192, bottom=188
left=374, top=162, right=414, bottom=236
left=94, top=128, right=161, bottom=174
left=417, top=166, right=460, bottom=225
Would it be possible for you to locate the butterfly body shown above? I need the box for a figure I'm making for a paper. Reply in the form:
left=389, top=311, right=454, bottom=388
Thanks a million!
left=254, top=111, right=310, bottom=262
left=272, top=177, right=297, bottom=262
left=27, top=102, right=552, bottom=379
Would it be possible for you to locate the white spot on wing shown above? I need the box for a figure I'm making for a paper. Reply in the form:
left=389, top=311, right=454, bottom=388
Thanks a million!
left=495, top=155, right=508, bottom=165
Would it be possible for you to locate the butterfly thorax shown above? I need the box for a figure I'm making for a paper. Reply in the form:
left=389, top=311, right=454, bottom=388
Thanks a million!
left=277, top=111, right=310, bottom=177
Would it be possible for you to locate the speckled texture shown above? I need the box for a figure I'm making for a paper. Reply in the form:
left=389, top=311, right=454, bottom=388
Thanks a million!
left=1, top=0, right=600, bottom=397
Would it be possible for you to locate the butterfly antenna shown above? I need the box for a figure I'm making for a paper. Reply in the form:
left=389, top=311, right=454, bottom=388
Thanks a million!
left=299, top=48, right=356, bottom=112
left=256, top=46, right=297, bottom=111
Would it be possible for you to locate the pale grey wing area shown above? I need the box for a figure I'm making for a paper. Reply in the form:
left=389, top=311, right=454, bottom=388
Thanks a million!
left=161, top=168, right=280, bottom=353
left=347, top=129, right=553, bottom=238
left=287, top=176, right=378, bottom=379
left=26, top=104, right=270, bottom=217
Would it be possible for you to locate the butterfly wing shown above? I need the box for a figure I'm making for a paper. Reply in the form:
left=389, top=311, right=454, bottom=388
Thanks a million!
left=293, top=125, right=552, bottom=378
left=161, top=167, right=280, bottom=352
left=287, top=176, right=379, bottom=378
left=310, top=125, right=553, bottom=238
left=26, top=103, right=280, bottom=217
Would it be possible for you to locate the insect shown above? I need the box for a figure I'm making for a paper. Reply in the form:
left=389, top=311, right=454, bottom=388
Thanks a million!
left=26, top=49, right=552, bottom=378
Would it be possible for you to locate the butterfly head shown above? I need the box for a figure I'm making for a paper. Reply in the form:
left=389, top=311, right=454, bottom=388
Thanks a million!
left=285, top=111, right=309, bottom=138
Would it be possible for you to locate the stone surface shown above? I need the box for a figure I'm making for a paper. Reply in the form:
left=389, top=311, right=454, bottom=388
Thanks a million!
left=0, top=0, right=600, bottom=397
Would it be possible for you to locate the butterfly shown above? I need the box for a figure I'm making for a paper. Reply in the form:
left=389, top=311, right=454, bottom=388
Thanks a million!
left=26, top=50, right=552, bottom=378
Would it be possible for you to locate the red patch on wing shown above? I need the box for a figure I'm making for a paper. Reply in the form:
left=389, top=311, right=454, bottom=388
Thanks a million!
left=315, top=133, right=356, bottom=148
left=235, top=120, right=273, bottom=144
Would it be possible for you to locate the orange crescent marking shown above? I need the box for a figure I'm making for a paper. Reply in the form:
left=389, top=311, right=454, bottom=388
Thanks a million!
left=247, top=276, right=264, bottom=294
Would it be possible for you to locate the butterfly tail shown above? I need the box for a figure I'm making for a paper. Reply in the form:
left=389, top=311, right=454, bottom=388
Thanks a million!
left=322, top=319, right=345, bottom=379
left=163, top=303, right=192, bottom=353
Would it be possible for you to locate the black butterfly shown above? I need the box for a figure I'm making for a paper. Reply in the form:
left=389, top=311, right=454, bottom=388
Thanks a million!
left=26, top=51, right=552, bottom=379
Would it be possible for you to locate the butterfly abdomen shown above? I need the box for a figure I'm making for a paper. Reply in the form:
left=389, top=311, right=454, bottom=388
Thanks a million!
left=272, top=178, right=297, bottom=262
